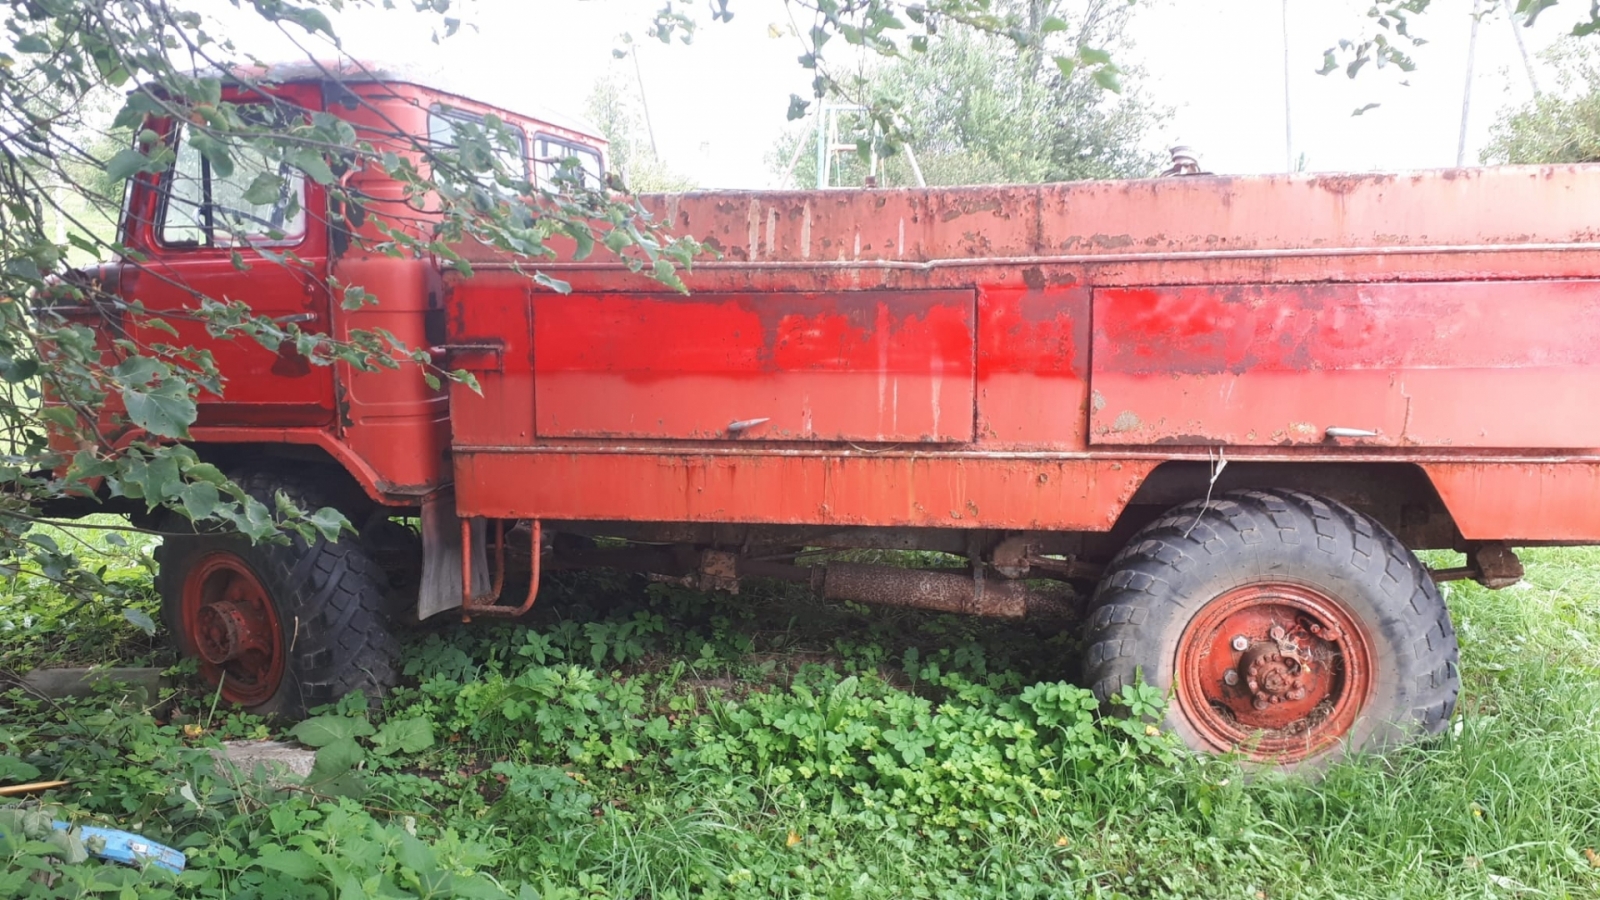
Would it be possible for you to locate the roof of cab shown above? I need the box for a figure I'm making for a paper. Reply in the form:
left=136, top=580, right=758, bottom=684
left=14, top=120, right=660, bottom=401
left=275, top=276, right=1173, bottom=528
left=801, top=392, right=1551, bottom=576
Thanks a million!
left=225, top=60, right=605, bottom=143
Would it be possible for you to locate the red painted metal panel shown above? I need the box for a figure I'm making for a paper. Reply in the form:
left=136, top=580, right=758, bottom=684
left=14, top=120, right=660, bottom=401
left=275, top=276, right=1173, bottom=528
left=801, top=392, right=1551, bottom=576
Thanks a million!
left=453, top=450, right=1155, bottom=530
left=1424, top=462, right=1600, bottom=541
left=1090, top=280, right=1600, bottom=448
left=331, top=257, right=450, bottom=496
left=976, top=285, right=1090, bottom=448
left=443, top=272, right=535, bottom=448
left=533, top=290, right=976, bottom=442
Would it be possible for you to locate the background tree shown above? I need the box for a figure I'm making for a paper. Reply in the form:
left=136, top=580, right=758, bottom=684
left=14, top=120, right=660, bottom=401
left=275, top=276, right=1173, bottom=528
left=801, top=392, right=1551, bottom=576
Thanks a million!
left=1482, top=40, right=1600, bottom=163
left=772, top=0, right=1166, bottom=188
left=585, top=65, right=698, bottom=193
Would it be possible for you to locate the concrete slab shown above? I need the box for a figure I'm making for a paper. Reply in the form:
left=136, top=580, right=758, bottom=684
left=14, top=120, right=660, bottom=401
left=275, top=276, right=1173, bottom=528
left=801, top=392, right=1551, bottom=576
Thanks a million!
left=214, top=741, right=316, bottom=781
left=20, top=667, right=166, bottom=701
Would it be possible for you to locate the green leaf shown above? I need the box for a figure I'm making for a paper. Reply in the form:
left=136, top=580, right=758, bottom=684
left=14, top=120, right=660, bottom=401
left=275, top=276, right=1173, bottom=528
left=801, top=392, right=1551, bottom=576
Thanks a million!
left=1053, top=55, right=1077, bottom=79
left=183, top=462, right=227, bottom=486
left=290, top=714, right=375, bottom=748
left=305, top=507, right=349, bottom=542
left=290, top=149, right=336, bottom=185
left=1092, top=67, right=1123, bottom=93
left=0, top=756, right=41, bottom=783
left=122, top=379, right=195, bottom=439
left=105, top=148, right=151, bottom=182
left=2, top=357, right=38, bottom=383
left=1078, top=47, right=1113, bottom=66
left=394, top=831, right=436, bottom=873
left=451, top=875, right=513, bottom=900
left=177, top=481, right=220, bottom=521
left=38, top=406, right=79, bottom=431
left=305, top=737, right=365, bottom=791
left=371, top=717, right=433, bottom=756
left=534, top=272, right=571, bottom=294
left=1039, top=16, right=1068, bottom=35
left=242, top=171, right=285, bottom=206
left=13, top=35, right=50, bottom=54
left=255, top=849, right=321, bottom=880
left=188, top=131, right=234, bottom=180
left=122, top=607, right=157, bottom=636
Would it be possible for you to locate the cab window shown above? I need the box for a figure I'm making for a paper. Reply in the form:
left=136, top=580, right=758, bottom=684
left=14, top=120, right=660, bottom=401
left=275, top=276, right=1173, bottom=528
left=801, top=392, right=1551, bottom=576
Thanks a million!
left=427, top=105, right=528, bottom=189
left=533, top=135, right=603, bottom=190
left=158, top=120, right=307, bottom=247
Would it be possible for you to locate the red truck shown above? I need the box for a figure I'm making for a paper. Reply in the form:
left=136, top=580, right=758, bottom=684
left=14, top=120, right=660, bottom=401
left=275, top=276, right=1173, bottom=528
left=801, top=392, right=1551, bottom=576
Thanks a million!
left=67, top=64, right=1600, bottom=769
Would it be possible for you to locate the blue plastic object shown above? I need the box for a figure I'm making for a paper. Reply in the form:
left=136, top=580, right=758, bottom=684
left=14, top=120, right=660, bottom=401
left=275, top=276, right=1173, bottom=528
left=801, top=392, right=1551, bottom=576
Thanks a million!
left=52, top=821, right=187, bottom=873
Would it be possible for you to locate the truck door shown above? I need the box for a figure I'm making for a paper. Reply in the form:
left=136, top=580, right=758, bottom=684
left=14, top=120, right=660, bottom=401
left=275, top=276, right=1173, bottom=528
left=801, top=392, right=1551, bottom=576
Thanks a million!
left=124, top=84, right=334, bottom=428
left=1087, top=280, right=1600, bottom=448
left=532, top=290, right=977, bottom=443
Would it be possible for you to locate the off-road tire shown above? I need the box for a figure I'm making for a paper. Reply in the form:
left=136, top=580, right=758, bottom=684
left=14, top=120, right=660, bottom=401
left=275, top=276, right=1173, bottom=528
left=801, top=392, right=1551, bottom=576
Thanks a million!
left=157, top=468, right=400, bottom=719
left=1083, top=488, right=1459, bottom=770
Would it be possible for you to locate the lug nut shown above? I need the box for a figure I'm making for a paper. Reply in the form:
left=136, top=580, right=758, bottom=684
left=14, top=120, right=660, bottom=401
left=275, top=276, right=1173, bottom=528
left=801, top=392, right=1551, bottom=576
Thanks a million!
left=1253, top=698, right=1271, bottom=710
left=1269, top=625, right=1285, bottom=640
left=1231, top=635, right=1250, bottom=652
left=1289, top=688, right=1306, bottom=701
left=1223, top=669, right=1239, bottom=686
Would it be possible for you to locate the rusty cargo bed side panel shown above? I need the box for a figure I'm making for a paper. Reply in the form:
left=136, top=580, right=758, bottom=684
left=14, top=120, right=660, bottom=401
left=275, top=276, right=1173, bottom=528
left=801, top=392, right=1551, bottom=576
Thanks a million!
left=445, top=166, right=1600, bottom=541
left=1088, top=280, right=1600, bottom=449
left=532, top=290, right=977, bottom=443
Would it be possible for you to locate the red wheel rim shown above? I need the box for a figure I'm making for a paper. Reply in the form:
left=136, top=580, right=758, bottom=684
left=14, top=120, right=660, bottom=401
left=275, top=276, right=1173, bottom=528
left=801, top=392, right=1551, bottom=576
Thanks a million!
left=1174, top=582, right=1374, bottom=763
left=180, top=552, right=284, bottom=707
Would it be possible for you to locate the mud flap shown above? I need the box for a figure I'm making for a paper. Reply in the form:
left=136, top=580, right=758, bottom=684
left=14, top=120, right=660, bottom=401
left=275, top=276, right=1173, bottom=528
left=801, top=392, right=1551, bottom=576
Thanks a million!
left=418, top=491, right=490, bottom=620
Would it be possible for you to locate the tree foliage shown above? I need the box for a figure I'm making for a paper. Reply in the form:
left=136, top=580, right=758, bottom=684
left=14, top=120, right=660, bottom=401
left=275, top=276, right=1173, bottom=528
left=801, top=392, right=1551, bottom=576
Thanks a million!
left=0, top=0, right=702, bottom=604
left=776, top=0, right=1165, bottom=188
left=584, top=66, right=697, bottom=193
left=1321, top=0, right=1600, bottom=83
left=1483, top=40, right=1600, bottom=163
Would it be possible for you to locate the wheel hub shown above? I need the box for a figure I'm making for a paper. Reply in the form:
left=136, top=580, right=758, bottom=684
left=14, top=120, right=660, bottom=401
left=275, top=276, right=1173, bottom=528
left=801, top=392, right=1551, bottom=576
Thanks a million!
left=194, top=600, right=250, bottom=664
left=1175, top=583, right=1374, bottom=762
left=180, top=552, right=284, bottom=707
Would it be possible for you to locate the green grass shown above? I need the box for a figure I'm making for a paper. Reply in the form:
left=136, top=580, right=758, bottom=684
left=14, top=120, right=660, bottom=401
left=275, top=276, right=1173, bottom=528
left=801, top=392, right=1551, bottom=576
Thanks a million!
left=2, top=546, right=1599, bottom=898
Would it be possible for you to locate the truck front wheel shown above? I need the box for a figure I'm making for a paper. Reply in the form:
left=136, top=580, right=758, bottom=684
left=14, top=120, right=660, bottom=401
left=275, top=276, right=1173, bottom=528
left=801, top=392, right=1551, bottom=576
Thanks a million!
left=156, top=469, right=400, bottom=719
left=1084, top=489, right=1459, bottom=770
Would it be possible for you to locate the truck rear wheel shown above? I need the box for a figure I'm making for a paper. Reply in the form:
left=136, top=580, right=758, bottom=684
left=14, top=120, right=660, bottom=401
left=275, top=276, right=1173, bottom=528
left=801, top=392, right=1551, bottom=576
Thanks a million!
left=156, top=469, right=400, bottom=719
left=1084, top=489, right=1459, bottom=769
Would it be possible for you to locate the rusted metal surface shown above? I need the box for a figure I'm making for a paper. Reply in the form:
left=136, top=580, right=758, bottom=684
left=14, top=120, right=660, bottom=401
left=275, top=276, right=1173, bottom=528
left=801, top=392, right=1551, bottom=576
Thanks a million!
left=1471, top=544, right=1526, bottom=588
left=1174, top=582, right=1373, bottom=763
left=621, top=169, right=1600, bottom=272
left=99, top=70, right=1600, bottom=551
left=453, top=451, right=1157, bottom=531
left=461, top=520, right=542, bottom=620
left=1090, top=281, right=1600, bottom=448
left=1431, top=543, right=1525, bottom=588
left=821, top=562, right=1073, bottom=619
left=533, top=290, right=976, bottom=442
left=181, top=552, right=284, bottom=708
left=1423, top=462, right=1600, bottom=542
left=976, top=285, right=1089, bottom=449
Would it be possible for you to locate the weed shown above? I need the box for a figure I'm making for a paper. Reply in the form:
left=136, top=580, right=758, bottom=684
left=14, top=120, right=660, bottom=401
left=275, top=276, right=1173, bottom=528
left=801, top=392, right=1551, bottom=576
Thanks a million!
left=3, top=548, right=1600, bottom=897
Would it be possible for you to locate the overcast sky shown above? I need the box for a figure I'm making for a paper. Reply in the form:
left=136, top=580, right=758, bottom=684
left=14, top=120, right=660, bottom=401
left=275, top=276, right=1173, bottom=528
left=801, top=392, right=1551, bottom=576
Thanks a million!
left=219, top=0, right=1589, bottom=188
